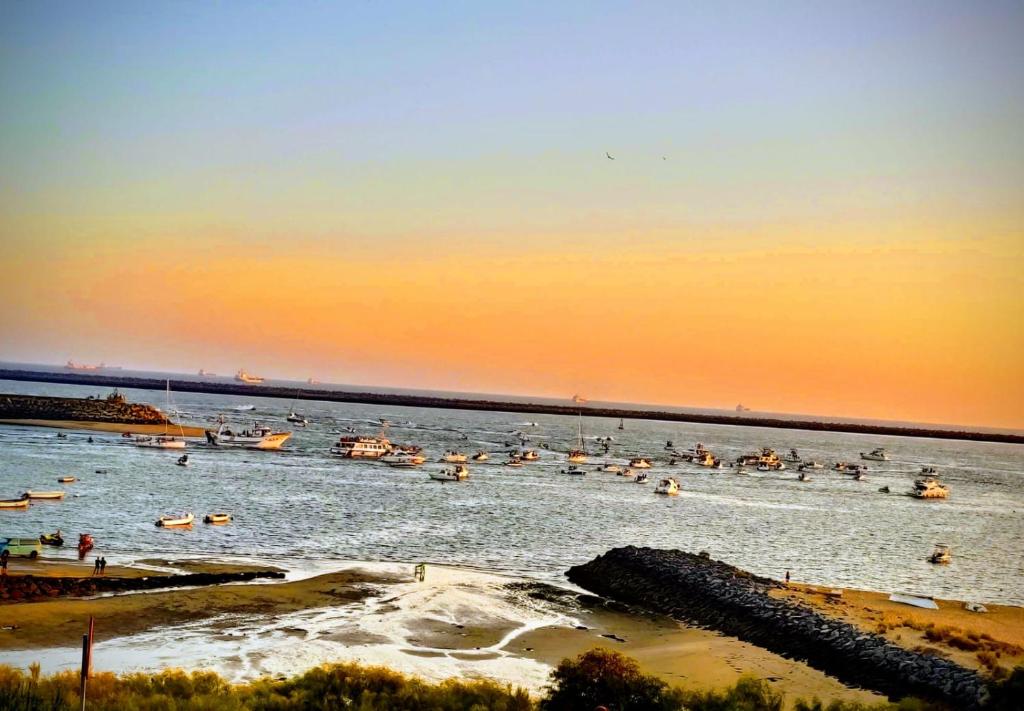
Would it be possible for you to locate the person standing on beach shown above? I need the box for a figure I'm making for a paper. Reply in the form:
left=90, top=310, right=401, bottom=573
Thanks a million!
left=1, top=550, right=9, bottom=577
left=92, top=557, right=101, bottom=576
left=99, top=557, right=107, bottom=575
left=785, top=570, right=791, bottom=585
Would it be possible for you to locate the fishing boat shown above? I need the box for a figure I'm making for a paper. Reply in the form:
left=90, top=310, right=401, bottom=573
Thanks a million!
left=40, top=531, right=64, bottom=546
left=861, top=447, right=890, bottom=462
left=0, top=498, right=30, bottom=509
left=928, top=543, right=952, bottom=564
left=331, top=435, right=392, bottom=458
left=599, top=463, right=623, bottom=473
left=57, top=476, right=76, bottom=483
left=155, top=512, right=194, bottom=527
left=22, top=491, right=65, bottom=500
left=381, top=451, right=426, bottom=467
left=472, top=451, right=489, bottom=461
left=629, top=457, right=653, bottom=469
left=429, top=465, right=469, bottom=482
left=203, top=513, right=232, bottom=524
left=521, top=450, right=539, bottom=461
left=909, top=477, right=949, bottom=499
left=207, top=421, right=292, bottom=450
left=441, top=450, right=468, bottom=463
left=692, top=451, right=719, bottom=468
left=633, top=471, right=648, bottom=484
left=785, top=449, right=802, bottom=463
left=561, top=465, right=585, bottom=475
left=567, top=412, right=588, bottom=464
left=235, top=369, right=264, bottom=384
left=654, top=478, right=680, bottom=496
left=756, top=448, right=785, bottom=471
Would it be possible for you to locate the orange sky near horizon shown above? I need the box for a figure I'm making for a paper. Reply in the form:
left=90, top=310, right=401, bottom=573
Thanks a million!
left=2, top=215, right=1021, bottom=430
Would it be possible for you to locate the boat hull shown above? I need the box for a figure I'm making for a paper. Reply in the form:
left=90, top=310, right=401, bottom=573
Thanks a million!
left=215, top=432, right=291, bottom=450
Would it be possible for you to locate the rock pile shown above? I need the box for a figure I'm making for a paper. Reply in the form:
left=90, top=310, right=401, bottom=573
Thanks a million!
left=566, top=546, right=986, bottom=708
left=0, top=393, right=168, bottom=424
left=0, top=570, right=284, bottom=603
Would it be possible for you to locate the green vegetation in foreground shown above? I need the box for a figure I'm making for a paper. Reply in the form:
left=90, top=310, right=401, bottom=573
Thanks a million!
left=1, top=650, right=1021, bottom=710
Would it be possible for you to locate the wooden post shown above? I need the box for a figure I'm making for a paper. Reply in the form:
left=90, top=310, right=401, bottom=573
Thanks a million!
left=79, top=634, right=89, bottom=711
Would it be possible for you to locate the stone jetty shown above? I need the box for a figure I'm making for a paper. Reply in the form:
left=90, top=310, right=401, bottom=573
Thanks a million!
left=0, top=391, right=168, bottom=425
left=0, top=570, right=285, bottom=603
left=566, top=546, right=986, bottom=708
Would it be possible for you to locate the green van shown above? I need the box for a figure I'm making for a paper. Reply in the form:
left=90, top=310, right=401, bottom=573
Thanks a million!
left=0, top=537, right=42, bottom=558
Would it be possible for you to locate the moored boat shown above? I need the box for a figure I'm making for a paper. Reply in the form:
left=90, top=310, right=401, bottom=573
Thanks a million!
left=208, top=422, right=292, bottom=450
left=561, top=465, right=586, bottom=475
left=331, top=435, right=392, bottom=458
left=599, top=463, right=623, bottom=473
left=429, top=465, right=469, bottom=482
left=928, top=543, right=952, bottom=564
left=1, top=498, right=31, bottom=509
left=134, top=434, right=187, bottom=449
left=505, top=455, right=524, bottom=467
left=440, top=450, right=468, bottom=463
left=57, top=476, right=76, bottom=483
left=155, top=512, right=194, bottom=527
left=22, top=491, right=65, bottom=500
left=633, top=471, right=648, bottom=484
left=654, top=478, right=679, bottom=495
left=861, top=447, right=890, bottom=462
left=381, top=451, right=426, bottom=467
left=909, top=477, right=949, bottom=499
left=521, top=450, right=539, bottom=461
left=471, top=451, right=489, bottom=461
left=629, top=457, right=653, bottom=469
left=203, top=513, right=232, bottom=524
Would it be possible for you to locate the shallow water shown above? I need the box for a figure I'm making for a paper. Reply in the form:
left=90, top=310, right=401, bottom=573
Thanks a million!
left=2, top=379, right=1023, bottom=605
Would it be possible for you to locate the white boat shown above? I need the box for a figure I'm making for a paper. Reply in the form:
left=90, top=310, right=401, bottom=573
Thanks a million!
left=654, top=478, right=679, bottom=496
left=23, top=490, right=66, bottom=500
left=0, top=498, right=31, bottom=509
left=629, top=457, right=653, bottom=469
left=430, top=465, right=469, bottom=482
left=521, top=450, right=539, bottom=461
left=798, top=471, right=811, bottom=482
left=633, top=471, right=648, bottom=484
left=135, top=380, right=187, bottom=449
left=207, top=422, right=292, bottom=450
left=562, top=465, right=585, bottom=475
left=331, top=436, right=392, bottom=458
left=234, top=404, right=257, bottom=411
left=834, top=462, right=866, bottom=474
left=441, top=450, right=468, bottom=463
left=155, top=512, right=194, bottom=527
left=928, top=543, right=951, bottom=564
left=235, top=369, right=265, bottom=384
left=785, top=449, right=801, bottom=463
left=203, top=513, right=232, bottom=524
left=861, top=447, right=890, bottom=462
left=799, top=461, right=824, bottom=470
left=909, top=477, right=949, bottom=499
left=472, top=451, right=489, bottom=461
left=599, top=463, right=623, bottom=473
left=286, top=412, right=308, bottom=425
left=381, top=451, right=426, bottom=467
left=567, top=412, right=587, bottom=464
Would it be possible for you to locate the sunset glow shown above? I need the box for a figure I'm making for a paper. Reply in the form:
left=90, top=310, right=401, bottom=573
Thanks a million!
left=2, top=2, right=1022, bottom=428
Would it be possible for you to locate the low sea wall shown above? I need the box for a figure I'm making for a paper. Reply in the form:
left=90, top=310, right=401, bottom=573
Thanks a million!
left=566, top=546, right=986, bottom=708
left=0, top=393, right=167, bottom=425
left=0, top=570, right=285, bottom=603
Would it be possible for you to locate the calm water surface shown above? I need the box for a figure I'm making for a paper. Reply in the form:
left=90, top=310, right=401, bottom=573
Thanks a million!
left=2, top=380, right=1022, bottom=605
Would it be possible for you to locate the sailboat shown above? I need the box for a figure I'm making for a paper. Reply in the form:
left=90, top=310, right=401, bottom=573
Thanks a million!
left=568, top=412, right=587, bottom=464
left=135, top=381, right=187, bottom=449
left=617, top=418, right=624, bottom=431
left=286, top=390, right=308, bottom=425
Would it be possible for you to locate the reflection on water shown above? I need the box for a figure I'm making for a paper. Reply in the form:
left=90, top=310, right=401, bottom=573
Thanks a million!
left=1, top=379, right=1023, bottom=605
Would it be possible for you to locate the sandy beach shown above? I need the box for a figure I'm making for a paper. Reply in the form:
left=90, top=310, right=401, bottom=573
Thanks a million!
left=11, top=560, right=999, bottom=704
left=0, top=419, right=208, bottom=437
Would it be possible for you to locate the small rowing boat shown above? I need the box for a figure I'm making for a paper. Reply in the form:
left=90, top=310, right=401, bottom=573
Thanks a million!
left=155, top=512, right=194, bottom=527
left=57, top=476, right=76, bottom=483
left=1, top=498, right=31, bottom=509
left=22, top=491, right=65, bottom=500
left=203, top=513, right=232, bottom=524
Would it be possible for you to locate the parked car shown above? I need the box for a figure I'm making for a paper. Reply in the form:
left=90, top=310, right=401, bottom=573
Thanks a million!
left=0, top=537, right=42, bottom=559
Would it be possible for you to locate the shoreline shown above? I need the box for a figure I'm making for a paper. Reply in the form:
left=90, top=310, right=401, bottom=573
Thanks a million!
left=0, top=418, right=208, bottom=437
left=3, top=557, right=1020, bottom=704
left=2, top=368, right=1022, bottom=444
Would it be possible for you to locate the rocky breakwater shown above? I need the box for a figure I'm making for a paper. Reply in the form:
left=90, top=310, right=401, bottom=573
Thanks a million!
left=0, top=391, right=168, bottom=425
left=0, top=570, right=285, bottom=603
left=567, top=546, right=986, bottom=708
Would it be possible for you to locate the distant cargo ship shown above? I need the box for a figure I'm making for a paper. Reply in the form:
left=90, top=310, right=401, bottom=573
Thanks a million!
left=736, top=404, right=751, bottom=412
left=198, top=369, right=216, bottom=377
left=235, top=369, right=265, bottom=384
left=572, top=394, right=587, bottom=404
left=66, top=360, right=103, bottom=371
left=307, top=377, right=320, bottom=385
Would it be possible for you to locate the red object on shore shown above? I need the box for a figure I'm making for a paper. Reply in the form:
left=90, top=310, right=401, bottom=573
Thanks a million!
left=77, top=534, right=94, bottom=558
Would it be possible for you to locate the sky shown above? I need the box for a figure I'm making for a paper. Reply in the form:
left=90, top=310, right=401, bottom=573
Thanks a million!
left=1, top=1, right=1022, bottom=429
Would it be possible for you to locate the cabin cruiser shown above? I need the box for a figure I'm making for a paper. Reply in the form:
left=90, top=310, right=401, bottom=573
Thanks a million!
left=861, top=447, right=890, bottom=462
left=330, top=436, right=392, bottom=458
left=430, top=465, right=469, bottom=482
left=521, top=450, right=539, bottom=461
left=471, top=451, right=489, bottom=461
left=235, top=369, right=264, bottom=384
left=381, top=451, right=425, bottom=467
left=928, top=543, right=952, bottom=564
left=629, top=457, right=653, bottom=469
left=633, top=471, right=648, bottom=484
left=756, top=448, right=785, bottom=470
left=692, top=451, right=721, bottom=468
left=207, top=422, right=291, bottom=450
left=441, top=450, right=468, bottom=463
left=134, top=435, right=187, bottom=449
left=910, top=477, right=949, bottom=499
left=654, top=478, right=679, bottom=496
left=561, top=465, right=585, bottom=475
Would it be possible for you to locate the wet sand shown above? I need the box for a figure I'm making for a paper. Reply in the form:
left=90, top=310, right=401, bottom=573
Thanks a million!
left=0, top=419, right=207, bottom=437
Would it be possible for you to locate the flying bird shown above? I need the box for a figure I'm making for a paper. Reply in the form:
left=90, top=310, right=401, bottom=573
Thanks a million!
left=605, top=152, right=615, bottom=160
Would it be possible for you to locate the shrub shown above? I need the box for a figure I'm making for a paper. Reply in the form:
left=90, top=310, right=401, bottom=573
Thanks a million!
left=541, top=648, right=680, bottom=711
